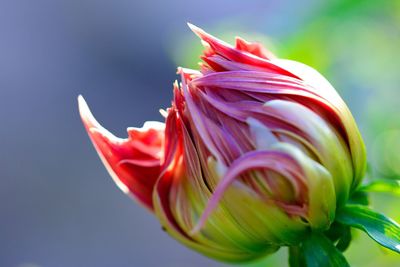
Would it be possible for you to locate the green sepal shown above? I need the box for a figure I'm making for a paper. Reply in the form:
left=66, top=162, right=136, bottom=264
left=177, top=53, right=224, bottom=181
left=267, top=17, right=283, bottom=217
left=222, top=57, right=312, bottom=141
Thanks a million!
left=324, top=222, right=352, bottom=252
left=324, top=221, right=347, bottom=242
left=301, top=232, right=350, bottom=267
left=336, top=204, right=400, bottom=254
left=335, top=226, right=352, bottom=252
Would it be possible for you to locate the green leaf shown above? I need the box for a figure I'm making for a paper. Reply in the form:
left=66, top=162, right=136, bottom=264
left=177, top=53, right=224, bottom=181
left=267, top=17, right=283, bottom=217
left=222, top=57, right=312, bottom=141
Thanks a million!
left=336, top=204, right=400, bottom=253
left=358, top=179, right=400, bottom=196
left=301, top=232, right=350, bottom=267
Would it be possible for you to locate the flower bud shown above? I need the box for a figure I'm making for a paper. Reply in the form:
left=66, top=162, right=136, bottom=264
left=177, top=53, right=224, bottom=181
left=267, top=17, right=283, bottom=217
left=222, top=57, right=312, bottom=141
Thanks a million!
left=79, top=24, right=366, bottom=262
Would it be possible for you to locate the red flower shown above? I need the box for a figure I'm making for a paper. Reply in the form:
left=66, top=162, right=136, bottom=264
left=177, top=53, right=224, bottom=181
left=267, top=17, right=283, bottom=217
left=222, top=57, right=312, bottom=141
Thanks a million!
left=79, top=24, right=366, bottom=262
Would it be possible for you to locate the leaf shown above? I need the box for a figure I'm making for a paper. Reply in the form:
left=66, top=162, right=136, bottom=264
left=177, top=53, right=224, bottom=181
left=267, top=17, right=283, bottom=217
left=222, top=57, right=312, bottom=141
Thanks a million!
left=336, top=204, right=400, bottom=253
left=358, top=179, right=400, bottom=196
left=301, top=232, right=350, bottom=267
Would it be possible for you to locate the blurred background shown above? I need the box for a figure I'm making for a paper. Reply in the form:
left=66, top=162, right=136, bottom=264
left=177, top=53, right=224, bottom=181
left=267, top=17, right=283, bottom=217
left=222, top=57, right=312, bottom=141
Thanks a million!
left=0, top=0, right=399, bottom=266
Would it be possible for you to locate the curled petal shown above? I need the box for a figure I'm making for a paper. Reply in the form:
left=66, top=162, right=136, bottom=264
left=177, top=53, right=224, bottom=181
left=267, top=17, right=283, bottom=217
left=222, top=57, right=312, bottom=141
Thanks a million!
left=262, top=100, right=352, bottom=206
left=188, top=23, right=298, bottom=77
left=78, top=96, right=164, bottom=210
left=191, top=149, right=301, bottom=234
left=192, top=143, right=335, bottom=236
left=153, top=109, right=277, bottom=262
left=190, top=68, right=364, bottom=192
left=270, top=59, right=367, bottom=188
left=188, top=26, right=366, bottom=190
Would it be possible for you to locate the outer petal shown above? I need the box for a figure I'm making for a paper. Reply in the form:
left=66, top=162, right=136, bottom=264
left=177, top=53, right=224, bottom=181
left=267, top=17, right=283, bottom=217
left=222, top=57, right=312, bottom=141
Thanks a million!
left=189, top=70, right=362, bottom=199
left=184, top=68, right=353, bottom=205
left=272, top=143, right=336, bottom=229
left=187, top=24, right=366, bottom=190
left=192, top=143, right=335, bottom=235
left=262, top=100, right=352, bottom=206
left=271, top=59, right=367, bottom=188
left=153, top=108, right=277, bottom=262
left=78, top=96, right=164, bottom=210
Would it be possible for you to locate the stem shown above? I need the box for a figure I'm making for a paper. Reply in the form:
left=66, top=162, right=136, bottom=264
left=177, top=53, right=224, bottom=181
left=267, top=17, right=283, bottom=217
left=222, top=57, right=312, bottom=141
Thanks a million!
left=288, top=246, right=306, bottom=267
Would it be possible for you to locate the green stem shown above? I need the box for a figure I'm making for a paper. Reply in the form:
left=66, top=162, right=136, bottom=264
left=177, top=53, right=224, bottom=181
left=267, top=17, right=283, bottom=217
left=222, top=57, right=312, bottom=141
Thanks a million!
left=288, top=246, right=306, bottom=267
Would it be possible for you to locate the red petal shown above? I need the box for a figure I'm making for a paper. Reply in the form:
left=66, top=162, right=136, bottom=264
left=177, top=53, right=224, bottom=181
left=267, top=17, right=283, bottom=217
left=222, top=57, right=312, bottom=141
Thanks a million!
left=235, top=37, right=276, bottom=60
left=78, top=96, right=165, bottom=211
left=187, top=23, right=298, bottom=78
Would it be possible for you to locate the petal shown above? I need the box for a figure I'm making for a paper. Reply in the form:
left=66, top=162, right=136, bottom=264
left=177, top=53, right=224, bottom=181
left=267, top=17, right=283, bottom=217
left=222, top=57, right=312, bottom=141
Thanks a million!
left=273, top=143, right=336, bottom=230
left=235, top=36, right=276, bottom=60
left=78, top=96, right=164, bottom=210
left=191, top=70, right=364, bottom=192
left=153, top=171, right=270, bottom=262
left=201, top=54, right=273, bottom=72
left=246, top=117, right=278, bottom=150
left=271, top=59, right=367, bottom=188
left=191, top=149, right=314, bottom=244
left=262, top=100, right=353, bottom=206
left=192, top=143, right=335, bottom=236
left=153, top=108, right=273, bottom=262
left=187, top=23, right=298, bottom=77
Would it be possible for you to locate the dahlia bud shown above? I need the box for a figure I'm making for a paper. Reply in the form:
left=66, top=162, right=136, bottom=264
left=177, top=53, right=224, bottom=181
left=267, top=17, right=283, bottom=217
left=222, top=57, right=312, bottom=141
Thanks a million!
left=79, top=24, right=366, bottom=262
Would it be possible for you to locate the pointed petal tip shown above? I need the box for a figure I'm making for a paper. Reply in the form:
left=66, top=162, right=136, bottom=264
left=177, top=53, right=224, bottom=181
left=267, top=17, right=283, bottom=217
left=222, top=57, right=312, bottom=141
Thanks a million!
left=187, top=22, right=205, bottom=38
left=77, top=95, right=100, bottom=130
left=159, top=109, right=168, bottom=118
left=77, top=95, right=111, bottom=137
left=186, top=22, right=197, bottom=31
left=77, top=94, right=87, bottom=114
left=77, top=95, right=89, bottom=118
left=78, top=95, right=90, bottom=123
